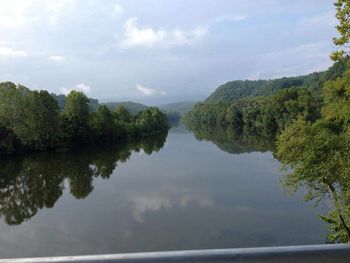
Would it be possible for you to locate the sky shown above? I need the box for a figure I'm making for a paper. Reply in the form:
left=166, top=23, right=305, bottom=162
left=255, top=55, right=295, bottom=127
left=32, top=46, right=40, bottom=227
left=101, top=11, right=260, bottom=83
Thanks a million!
left=0, top=0, right=338, bottom=105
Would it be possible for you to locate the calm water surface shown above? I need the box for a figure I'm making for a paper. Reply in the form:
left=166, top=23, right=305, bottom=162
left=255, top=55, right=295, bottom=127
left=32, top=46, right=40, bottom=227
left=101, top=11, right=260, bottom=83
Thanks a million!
left=0, top=128, right=328, bottom=258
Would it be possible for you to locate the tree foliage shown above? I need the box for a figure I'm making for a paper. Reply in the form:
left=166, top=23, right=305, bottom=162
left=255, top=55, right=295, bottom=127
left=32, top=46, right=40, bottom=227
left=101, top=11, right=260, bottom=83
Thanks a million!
left=276, top=1, right=350, bottom=242
left=115, top=105, right=131, bottom=122
left=331, top=0, right=350, bottom=61
left=323, top=64, right=350, bottom=127
left=0, top=83, right=169, bottom=155
left=184, top=87, right=320, bottom=135
left=61, top=91, right=91, bottom=144
left=136, top=107, right=169, bottom=133
left=277, top=119, right=350, bottom=242
left=19, top=91, right=60, bottom=150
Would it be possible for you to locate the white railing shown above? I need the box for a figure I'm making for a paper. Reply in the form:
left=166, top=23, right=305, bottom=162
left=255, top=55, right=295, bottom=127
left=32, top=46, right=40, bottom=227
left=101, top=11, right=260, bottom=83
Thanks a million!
left=1, top=244, right=349, bottom=263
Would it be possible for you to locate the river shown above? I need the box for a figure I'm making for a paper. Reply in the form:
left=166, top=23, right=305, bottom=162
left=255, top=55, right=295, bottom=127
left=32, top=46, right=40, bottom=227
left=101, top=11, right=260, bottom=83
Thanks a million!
left=0, top=127, right=327, bottom=258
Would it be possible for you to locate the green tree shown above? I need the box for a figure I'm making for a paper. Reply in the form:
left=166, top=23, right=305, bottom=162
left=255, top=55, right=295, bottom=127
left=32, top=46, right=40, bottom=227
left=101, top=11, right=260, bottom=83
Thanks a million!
left=90, top=106, right=117, bottom=142
left=226, top=103, right=243, bottom=129
left=64, top=91, right=90, bottom=122
left=322, top=66, right=350, bottom=128
left=61, top=91, right=91, bottom=144
left=115, top=106, right=131, bottom=122
left=276, top=1, right=350, bottom=243
left=277, top=119, right=350, bottom=242
left=136, top=107, right=169, bottom=133
left=331, top=0, right=350, bottom=61
left=18, top=91, right=60, bottom=150
left=0, top=125, right=19, bottom=155
left=0, top=82, right=23, bottom=130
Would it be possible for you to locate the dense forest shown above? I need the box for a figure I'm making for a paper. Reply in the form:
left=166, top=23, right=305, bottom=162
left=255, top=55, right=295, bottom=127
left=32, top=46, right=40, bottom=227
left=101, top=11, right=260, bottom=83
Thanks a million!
left=0, top=82, right=169, bottom=155
left=184, top=57, right=348, bottom=134
left=184, top=0, right=350, bottom=243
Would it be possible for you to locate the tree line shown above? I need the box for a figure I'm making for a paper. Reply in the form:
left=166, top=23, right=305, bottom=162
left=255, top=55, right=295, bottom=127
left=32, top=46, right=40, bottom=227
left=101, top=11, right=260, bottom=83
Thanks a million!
left=184, top=51, right=349, bottom=136
left=183, top=86, right=322, bottom=135
left=0, top=82, right=169, bottom=155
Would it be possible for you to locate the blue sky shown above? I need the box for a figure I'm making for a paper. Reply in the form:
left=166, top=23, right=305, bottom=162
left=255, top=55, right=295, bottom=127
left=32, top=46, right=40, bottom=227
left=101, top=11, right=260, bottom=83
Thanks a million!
left=0, top=0, right=337, bottom=104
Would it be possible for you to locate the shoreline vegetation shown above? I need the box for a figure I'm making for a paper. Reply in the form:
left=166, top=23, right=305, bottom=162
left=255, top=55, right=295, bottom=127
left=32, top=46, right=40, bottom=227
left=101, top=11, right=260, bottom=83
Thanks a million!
left=0, top=82, right=169, bottom=156
left=183, top=0, right=350, bottom=243
left=183, top=57, right=350, bottom=243
left=183, top=57, right=348, bottom=136
left=183, top=56, right=350, bottom=243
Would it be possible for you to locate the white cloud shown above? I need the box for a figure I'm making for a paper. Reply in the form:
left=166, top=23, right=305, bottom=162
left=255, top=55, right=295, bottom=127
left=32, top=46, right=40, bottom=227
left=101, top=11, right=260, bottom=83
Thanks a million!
left=121, top=17, right=208, bottom=48
left=130, top=191, right=213, bottom=223
left=300, top=12, right=335, bottom=27
left=136, top=84, right=166, bottom=97
left=131, top=193, right=171, bottom=222
left=214, top=15, right=247, bottom=23
left=48, top=55, right=65, bottom=62
left=0, top=0, right=76, bottom=28
left=264, top=42, right=330, bottom=61
left=136, top=84, right=156, bottom=96
left=0, top=46, right=27, bottom=58
left=112, top=3, right=123, bottom=18
left=45, top=0, right=77, bottom=26
left=61, top=83, right=91, bottom=95
left=0, top=0, right=33, bottom=28
left=255, top=41, right=333, bottom=79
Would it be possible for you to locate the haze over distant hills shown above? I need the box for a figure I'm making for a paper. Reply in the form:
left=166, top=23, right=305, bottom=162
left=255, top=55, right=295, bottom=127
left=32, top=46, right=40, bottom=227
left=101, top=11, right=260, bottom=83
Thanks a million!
left=49, top=57, right=346, bottom=124
left=159, top=101, right=198, bottom=115
left=102, top=101, right=149, bottom=115
left=101, top=101, right=198, bottom=116
left=50, top=90, right=198, bottom=121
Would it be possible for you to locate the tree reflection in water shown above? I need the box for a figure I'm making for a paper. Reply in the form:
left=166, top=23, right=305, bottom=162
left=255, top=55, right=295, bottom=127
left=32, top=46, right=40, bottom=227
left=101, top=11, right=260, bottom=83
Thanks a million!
left=189, top=124, right=276, bottom=154
left=0, top=131, right=168, bottom=225
left=187, top=123, right=350, bottom=243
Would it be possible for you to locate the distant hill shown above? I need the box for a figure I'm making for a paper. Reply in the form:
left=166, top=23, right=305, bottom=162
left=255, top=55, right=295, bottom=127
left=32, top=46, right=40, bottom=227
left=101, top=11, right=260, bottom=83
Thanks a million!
left=102, top=101, right=149, bottom=115
left=184, top=58, right=350, bottom=135
left=160, top=101, right=198, bottom=115
left=205, top=59, right=347, bottom=103
left=51, top=95, right=152, bottom=116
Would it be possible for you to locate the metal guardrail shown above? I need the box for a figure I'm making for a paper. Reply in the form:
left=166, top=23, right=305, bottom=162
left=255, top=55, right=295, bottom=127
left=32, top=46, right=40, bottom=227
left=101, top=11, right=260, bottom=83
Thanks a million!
left=1, top=244, right=349, bottom=263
